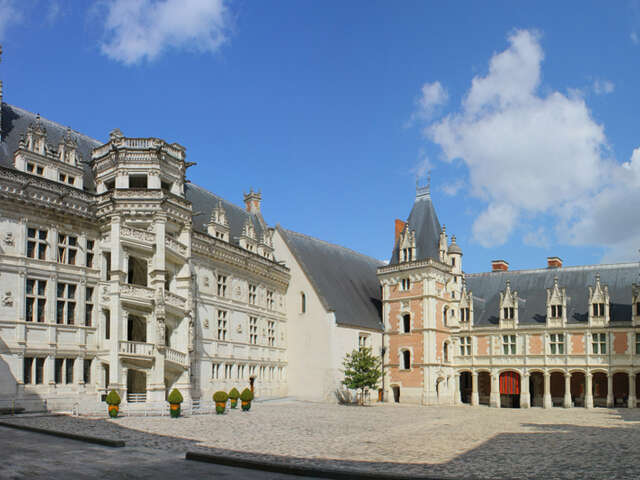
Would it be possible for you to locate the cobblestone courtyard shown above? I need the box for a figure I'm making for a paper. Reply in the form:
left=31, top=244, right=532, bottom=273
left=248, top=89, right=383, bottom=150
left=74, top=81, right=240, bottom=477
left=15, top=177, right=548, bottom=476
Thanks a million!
left=4, top=400, right=640, bottom=479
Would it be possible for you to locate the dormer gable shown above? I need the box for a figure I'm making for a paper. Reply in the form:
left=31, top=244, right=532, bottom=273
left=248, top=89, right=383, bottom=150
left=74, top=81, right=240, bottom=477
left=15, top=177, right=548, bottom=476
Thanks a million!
left=23, top=114, right=47, bottom=155
left=546, top=277, right=566, bottom=327
left=499, top=280, right=518, bottom=328
left=207, top=200, right=230, bottom=242
left=239, top=218, right=257, bottom=252
left=58, top=127, right=79, bottom=167
left=459, top=281, right=473, bottom=328
left=258, top=228, right=275, bottom=260
left=398, top=227, right=416, bottom=262
left=588, top=273, right=609, bottom=326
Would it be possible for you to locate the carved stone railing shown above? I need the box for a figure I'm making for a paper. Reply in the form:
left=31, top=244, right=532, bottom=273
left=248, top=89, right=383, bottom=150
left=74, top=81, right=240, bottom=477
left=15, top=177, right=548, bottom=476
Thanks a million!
left=165, top=236, right=187, bottom=257
left=165, top=291, right=186, bottom=310
left=121, top=226, right=155, bottom=244
left=120, top=284, right=154, bottom=300
left=165, top=347, right=188, bottom=367
left=119, top=340, right=154, bottom=357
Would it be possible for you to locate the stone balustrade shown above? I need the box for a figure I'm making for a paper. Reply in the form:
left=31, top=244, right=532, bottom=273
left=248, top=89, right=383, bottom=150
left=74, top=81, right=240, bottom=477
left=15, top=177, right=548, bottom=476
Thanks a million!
left=119, top=340, right=154, bottom=357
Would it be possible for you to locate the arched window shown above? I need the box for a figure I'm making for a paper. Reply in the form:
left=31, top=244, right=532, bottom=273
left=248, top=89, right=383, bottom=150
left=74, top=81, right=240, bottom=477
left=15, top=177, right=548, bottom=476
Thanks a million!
left=300, top=292, right=306, bottom=313
left=443, top=306, right=448, bottom=324
left=402, top=350, right=411, bottom=370
left=402, top=314, right=410, bottom=333
left=443, top=342, right=449, bottom=363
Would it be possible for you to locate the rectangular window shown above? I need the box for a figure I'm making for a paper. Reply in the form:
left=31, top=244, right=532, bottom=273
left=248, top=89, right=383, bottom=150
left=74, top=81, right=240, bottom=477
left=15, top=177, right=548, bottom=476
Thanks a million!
left=26, top=278, right=47, bottom=322
left=358, top=334, right=369, bottom=350
left=401, top=278, right=411, bottom=291
left=57, top=234, right=78, bottom=265
left=55, top=358, right=64, bottom=384
left=237, top=365, right=245, bottom=380
left=502, top=335, right=516, bottom=355
left=460, top=307, right=470, bottom=322
left=550, top=305, right=563, bottom=318
left=35, top=358, right=44, bottom=384
left=56, top=283, right=76, bottom=325
left=217, top=275, right=227, bottom=297
left=65, top=358, right=74, bottom=384
left=26, top=162, right=35, bottom=173
left=636, top=333, right=640, bottom=355
left=36, top=165, right=44, bottom=175
left=85, top=287, right=94, bottom=327
left=212, top=363, right=221, bottom=379
left=460, top=336, right=471, bottom=356
left=104, top=310, right=111, bottom=339
left=27, top=228, right=48, bottom=260
left=503, top=307, right=515, bottom=320
left=550, top=333, right=565, bottom=354
left=592, top=303, right=605, bottom=317
left=86, top=240, right=95, bottom=268
left=592, top=333, right=607, bottom=354
left=217, top=310, right=228, bottom=340
left=249, top=317, right=258, bottom=345
left=224, top=364, right=232, bottom=379
left=248, top=284, right=257, bottom=305
left=83, top=359, right=91, bottom=384
left=266, top=290, right=274, bottom=310
left=267, top=320, right=275, bottom=347
left=23, top=357, right=33, bottom=384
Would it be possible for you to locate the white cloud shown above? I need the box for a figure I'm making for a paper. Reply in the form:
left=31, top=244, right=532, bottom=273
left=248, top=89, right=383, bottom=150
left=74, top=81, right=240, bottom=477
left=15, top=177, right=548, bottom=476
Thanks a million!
left=416, top=81, right=448, bottom=118
left=523, top=227, right=550, bottom=248
left=632, top=31, right=639, bottom=45
left=410, top=150, right=432, bottom=181
left=441, top=179, right=464, bottom=196
left=0, top=0, right=22, bottom=40
left=100, top=0, right=230, bottom=65
left=592, top=79, right=615, bottom=95
left=425, top=29, right=609, bottom=247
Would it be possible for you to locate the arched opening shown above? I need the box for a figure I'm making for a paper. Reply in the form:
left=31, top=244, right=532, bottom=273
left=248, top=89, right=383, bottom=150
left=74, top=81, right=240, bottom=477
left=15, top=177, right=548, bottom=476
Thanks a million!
left=529, top=372, right=544, bottom=407
left=592, top=372, right=608, bottom=407
left=127, top=369, right=147, bottom=403
left=402, top=314, right=410, bottom=333
left=401, top=350, right=411, bottom=370
left=478, top=372, right=491, bottom=405
left=499, top=371, right=520, bottom=408
left=459, top=371, right=472, bottom=404
left=570, top=372, right=586, bottom=407
left=613, top=372, right=629, bottom=407
left=550, top=372, right=565, bottom=407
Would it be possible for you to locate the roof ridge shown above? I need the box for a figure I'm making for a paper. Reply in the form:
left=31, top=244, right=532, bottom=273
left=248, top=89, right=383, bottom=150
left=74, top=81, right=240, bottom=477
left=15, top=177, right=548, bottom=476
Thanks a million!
left=7, top=104, right=102, bottom=145
left=279, top=226, right=385, bottom=266
left=465, top=261, right=640, bottom=277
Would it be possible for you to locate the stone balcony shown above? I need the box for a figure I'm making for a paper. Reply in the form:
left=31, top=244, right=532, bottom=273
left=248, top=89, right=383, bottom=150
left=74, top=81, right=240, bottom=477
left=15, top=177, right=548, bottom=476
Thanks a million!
left=165, top=236, right=188, bottom=259
left=165, top=347, right=188, bottom=368
left=120, top=284, right=155, bottom=308
left=119, top=340, right=154, bottom=360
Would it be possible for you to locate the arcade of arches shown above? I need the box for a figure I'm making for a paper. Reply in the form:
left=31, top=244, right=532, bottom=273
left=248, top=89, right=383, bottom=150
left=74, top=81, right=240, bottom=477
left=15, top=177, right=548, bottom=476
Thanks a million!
left=458, top=370, right=640, bottom=408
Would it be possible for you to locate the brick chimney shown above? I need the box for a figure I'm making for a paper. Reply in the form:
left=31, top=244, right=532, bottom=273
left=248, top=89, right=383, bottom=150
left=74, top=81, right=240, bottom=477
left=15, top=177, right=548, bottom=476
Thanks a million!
left=492, top=260, right=509, bottom=272
left=547, top=256, right=563, bottom=269
left=394, top=219, right=406, bottom=244
left=243, top=189, right=261, bottom=214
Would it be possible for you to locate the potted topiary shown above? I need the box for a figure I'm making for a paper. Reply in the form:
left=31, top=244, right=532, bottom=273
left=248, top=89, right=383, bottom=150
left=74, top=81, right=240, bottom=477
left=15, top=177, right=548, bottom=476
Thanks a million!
left=228, top=388, right=240, bottom=409
left=105, top=390, right=121, bottom=418
left=167, top=388, right=183, bottom=418
left=213, top=391, right=228, bottom=414
left=240, top=388, right=254, bottom=411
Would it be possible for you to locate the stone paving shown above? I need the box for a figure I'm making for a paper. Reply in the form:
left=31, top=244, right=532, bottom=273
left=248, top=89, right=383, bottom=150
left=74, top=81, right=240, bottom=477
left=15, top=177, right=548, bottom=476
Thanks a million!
left=3, top=400, right=640, bottom=479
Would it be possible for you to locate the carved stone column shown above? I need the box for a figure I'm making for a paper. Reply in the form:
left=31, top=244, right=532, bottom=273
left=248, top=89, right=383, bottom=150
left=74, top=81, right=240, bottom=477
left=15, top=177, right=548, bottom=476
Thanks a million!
left=453, top=373, right=461, bottom=405
left=563, top=372, right=572, bottom=408
left=607, top=373, right=614, bottom=408
left=585, top=372, right=594, bottom=409
left=543, top=371, right=552, bottom=409
left=520, top=372, right=530, bottom=408
left=471, top=371, right=479, bottom=406
left=629, top=371, right=636, bottom=408
left=490, top=372, right=500, bottom=408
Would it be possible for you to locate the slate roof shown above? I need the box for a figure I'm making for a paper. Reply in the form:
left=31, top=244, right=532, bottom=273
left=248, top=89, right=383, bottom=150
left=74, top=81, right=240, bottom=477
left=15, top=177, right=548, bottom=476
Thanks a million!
left=465, top=262, right=640, bottom=327
left=389, top=188, right=442, bottom=265
left=1, top=103, right=103, bottom=192
left=277, top=226, right=384, bottom=331
left=186, top=183, right=268, bottom=246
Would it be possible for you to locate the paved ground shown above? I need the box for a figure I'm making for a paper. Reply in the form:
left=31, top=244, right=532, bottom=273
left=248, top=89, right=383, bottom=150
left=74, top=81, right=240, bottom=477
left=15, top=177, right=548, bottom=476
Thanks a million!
left=3, top=400, right=640, bottom=479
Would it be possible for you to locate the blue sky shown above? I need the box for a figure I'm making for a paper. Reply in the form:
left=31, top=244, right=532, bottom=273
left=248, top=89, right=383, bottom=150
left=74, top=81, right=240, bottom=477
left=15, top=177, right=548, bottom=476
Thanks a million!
left=2, top=0, right=640, bottom=273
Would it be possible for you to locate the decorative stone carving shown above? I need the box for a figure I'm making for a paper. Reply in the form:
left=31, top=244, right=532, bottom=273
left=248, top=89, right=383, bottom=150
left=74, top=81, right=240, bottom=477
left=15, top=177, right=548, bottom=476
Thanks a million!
left=203, top=276, right=210, bottom=287
left=3, top=232, right=14, bottom=246
left=236, top=324, right=242, bottom=334
left=2, top=291, right=13, bottom=307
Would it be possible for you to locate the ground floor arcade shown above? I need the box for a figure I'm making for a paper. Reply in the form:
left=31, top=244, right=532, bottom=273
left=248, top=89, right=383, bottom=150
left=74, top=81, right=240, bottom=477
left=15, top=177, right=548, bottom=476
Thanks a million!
left=457, top=369, right=639, bottom=408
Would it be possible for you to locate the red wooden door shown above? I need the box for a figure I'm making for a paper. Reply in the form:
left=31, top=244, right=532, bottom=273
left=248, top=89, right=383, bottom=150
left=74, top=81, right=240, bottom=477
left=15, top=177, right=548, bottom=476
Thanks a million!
left=499, top=371, right=520, bottom=394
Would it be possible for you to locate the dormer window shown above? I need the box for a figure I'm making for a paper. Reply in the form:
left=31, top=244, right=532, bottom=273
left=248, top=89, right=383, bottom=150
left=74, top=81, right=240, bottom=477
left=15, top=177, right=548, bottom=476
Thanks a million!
left=592, top=303, right=605, bottom=317
left=550, top=305, right=563, bottom=318
left=499, top=280, right=518, bottom=327
left=503, top=307, right=514, bottom=319
left=398, top=228, right=416, bottom=263
left=460, top=307, right=470, bottom=322
left=401, top=248, right=413, bottom=262
left=588, top=273, right=609, bottom=326
left=401, top=278, right=411, bottom=291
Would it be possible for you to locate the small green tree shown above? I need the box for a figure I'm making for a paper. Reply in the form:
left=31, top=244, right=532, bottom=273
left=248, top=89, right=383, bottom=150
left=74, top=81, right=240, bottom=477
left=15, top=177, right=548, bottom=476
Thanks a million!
left=342, top=347, right=382, bottom=405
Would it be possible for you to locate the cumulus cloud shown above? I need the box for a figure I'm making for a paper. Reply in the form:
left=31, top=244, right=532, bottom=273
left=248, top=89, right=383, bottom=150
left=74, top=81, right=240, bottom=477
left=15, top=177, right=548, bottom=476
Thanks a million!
left=416, top=81, right=448, bottom=118
left=100, top=0, right=230, bottom=65
left=441, top=179, right=464, bottom=196
left=425, top=29, right=609, bottom=248
left=523, top=227, right=550, bottom=248
left=410, top=150, right=432, bottom=181
left=0, top=0, right=21, bottom=40
left=592, top=79, right=615, bottom=95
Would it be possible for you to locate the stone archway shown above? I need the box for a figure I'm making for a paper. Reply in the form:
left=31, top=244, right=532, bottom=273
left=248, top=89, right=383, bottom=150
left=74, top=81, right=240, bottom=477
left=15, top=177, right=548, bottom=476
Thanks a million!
left=570, top=372, right=586, bottom=407
left=550, top=372, right=565, bottom=407
left=592, top=372, right=608, bottom=407
left=459, top=372, right=472, bottom=404
left=499, top=371, right=521, bottom=408
left=529, top=372, right=544, bottom=407
left=613, top=372, right=629, bottom=407
left=478, top=372, right=491, bottom=405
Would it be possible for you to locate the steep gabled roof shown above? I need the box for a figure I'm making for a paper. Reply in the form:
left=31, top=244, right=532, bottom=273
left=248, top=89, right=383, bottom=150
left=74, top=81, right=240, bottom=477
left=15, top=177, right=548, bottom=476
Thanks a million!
left=389, top=187, right=441, bottom=265
left=277, top=226, right=383, bottom=331
left=465, top=262, right=640, bottom=326
left=0, top=103, right=102, bottom=191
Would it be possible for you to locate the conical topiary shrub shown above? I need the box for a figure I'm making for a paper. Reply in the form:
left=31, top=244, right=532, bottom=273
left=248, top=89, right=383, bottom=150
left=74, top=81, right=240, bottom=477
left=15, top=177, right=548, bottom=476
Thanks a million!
left=240, top=388, right=254, bottom=412
left=213, top=391, right=228, bottom=414
left=105, top=390, right=121, bottom=418
left=228, top=388, right=240, bottom=409
left=167, top=388, right=184, bottom=418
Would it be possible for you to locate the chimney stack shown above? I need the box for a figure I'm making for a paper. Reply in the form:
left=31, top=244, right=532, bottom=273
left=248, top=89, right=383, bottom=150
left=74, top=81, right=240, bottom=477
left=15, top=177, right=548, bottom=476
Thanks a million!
left=547, top=256, right=563, bottom=269
left=243, top=189, right=261, bottom=214
left=491, top=260, right=509, bottom=272
left=394, top=219, right=406, bottom=244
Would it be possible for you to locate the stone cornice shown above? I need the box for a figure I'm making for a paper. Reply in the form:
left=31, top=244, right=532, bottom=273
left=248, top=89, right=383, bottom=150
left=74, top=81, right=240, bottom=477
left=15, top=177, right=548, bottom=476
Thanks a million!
left=377, top=258, right=452, bottom=276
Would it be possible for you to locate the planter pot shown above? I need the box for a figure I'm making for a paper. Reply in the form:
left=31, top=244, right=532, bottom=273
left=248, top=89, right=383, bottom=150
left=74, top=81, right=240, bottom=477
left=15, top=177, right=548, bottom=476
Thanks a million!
left=241, top=400, right=251, bottom=411
left=108, top=405, right=119, bottom=418
left=170, top=403, right=181, bottom=418
left=230, top=399, right=238, bottom=409
left=215, top=402, right=226, bottom=414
